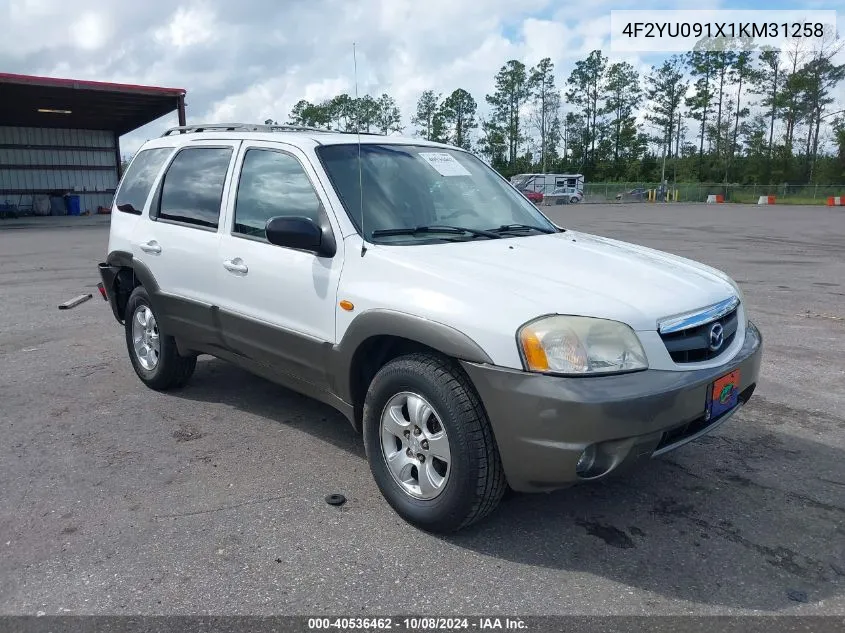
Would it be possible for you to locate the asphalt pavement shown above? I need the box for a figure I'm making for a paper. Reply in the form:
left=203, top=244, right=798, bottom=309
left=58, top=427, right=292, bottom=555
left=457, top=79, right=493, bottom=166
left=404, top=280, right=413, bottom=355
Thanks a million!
left=0, top=203, right=843, bottom=615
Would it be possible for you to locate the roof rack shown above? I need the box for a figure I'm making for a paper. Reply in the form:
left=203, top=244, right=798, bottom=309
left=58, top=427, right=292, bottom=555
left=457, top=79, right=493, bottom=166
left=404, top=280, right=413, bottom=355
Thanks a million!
left=161, top=122, right=384, bottom=137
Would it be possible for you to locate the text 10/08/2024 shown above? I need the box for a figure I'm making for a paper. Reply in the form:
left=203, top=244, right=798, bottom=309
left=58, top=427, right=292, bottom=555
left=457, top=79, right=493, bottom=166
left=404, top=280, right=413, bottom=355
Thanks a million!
left=307, top=617, right=528, bottom=630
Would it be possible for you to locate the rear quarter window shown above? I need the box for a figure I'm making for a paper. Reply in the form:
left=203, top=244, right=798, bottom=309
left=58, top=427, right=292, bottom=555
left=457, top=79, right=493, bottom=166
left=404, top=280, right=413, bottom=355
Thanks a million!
left=114, top=147, right=174, bottom=214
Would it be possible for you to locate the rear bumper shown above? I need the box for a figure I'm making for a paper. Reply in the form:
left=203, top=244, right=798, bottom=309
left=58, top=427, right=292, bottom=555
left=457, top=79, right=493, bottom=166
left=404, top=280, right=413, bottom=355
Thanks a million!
left=460, top=321, right=763, bottom=492
left=98, top=262, right=123, bottom=322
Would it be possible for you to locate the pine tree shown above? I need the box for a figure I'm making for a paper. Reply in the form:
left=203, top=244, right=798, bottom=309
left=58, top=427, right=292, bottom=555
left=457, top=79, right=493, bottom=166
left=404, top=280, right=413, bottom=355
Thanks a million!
left=686, top=50, right=715, bottom=177
left=645, top=56, right=688, bottom=181
left=412, top=90, right=442, bottom=140
left=440, top=89, right=478, bottom=150
left=477, top=118, right=508, bottom=171
left=726, top=43, right=755, bottom=182
left=566, top=50, right=607, bottom=167
left=486, top=60, right=529, bottom=168
left=527, top=58, right=561, bottom=172
left=750, top=47, right=784, bottom=174
left=602, top=61, right=641, bottom=166
left=375, top=94, right=403, bottom=135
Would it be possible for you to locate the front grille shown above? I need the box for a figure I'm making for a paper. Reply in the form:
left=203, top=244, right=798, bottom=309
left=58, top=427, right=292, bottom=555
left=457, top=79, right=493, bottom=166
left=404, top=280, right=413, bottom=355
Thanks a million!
left=660, top=307, right=738, bottom=363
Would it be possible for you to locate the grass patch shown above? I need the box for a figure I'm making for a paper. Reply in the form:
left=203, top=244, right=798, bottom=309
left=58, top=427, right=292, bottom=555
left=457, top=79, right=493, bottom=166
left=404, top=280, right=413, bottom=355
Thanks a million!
left=727, top=194, right=835, bottom=205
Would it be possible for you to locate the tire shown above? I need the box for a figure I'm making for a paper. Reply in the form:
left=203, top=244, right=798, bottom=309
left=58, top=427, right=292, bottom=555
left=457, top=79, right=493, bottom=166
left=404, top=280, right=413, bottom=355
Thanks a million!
left=362, top=353, right=506, bottom=532
left=124, top=286, right=196, bottom=391
left=570, top=196, right=580, bottom=204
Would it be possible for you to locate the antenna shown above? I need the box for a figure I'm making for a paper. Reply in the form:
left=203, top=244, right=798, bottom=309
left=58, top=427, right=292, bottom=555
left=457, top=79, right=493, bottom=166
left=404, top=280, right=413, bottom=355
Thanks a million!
left=353, top=42, right=366, bottom=257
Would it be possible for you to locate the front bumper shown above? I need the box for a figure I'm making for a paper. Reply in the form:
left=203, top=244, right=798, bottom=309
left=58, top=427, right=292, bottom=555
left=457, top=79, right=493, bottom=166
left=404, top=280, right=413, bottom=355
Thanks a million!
left=460, top=321, right=763, bottom=492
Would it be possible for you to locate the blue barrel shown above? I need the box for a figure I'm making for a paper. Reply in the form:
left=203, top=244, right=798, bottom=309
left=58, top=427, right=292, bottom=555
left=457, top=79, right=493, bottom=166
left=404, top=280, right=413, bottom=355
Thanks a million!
left=65, top=195, right=81, bottom=216
left=50, top=196, right=67, bottom=215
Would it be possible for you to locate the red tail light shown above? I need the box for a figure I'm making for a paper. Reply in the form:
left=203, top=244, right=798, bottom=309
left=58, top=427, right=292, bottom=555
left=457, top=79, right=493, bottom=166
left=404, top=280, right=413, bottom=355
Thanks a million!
left=97, top=282, right=107, bottom=300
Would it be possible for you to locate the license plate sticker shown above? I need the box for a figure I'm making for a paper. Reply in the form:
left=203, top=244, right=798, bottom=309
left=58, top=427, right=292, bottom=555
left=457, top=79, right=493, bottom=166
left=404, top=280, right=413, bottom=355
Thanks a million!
left=707, top=370, right=741, bottom=420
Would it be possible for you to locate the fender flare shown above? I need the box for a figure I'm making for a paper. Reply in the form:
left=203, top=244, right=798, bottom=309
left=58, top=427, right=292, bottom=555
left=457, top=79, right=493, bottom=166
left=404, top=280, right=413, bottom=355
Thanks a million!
left=103, top=251, right=162, bottom=321
left=329, top=308, right=494, bottom=403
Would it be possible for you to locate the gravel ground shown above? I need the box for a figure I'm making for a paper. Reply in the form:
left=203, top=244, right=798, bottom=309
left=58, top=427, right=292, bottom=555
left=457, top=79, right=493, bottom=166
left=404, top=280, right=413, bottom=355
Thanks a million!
left=0, top=203, right=843, bottom=616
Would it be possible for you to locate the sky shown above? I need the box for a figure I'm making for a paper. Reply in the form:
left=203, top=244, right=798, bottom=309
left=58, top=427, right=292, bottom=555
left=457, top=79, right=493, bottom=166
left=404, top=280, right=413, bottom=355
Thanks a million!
left=3, top=0, right=844, bottom=156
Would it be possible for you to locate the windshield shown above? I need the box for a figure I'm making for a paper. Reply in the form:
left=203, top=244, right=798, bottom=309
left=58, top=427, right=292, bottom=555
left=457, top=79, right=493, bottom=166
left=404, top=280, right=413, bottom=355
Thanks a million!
left=316, top=144, right=557, bottom=244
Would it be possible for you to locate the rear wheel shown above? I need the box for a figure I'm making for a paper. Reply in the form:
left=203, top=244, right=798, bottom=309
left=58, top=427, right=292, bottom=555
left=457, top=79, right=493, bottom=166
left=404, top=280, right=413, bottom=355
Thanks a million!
left=124, top=286, right=196, bottom=390
left=362, top=353, right=506, bottom=532
left=570, top=196, right=580, bottom=204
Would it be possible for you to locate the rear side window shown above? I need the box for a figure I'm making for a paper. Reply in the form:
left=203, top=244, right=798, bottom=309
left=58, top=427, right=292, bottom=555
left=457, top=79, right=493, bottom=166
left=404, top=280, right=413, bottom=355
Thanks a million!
left=157, top=147, right=233, bottom=229
left=233, top=149, right=323, bottom=239
left=114, top=148, right=173, bottom=214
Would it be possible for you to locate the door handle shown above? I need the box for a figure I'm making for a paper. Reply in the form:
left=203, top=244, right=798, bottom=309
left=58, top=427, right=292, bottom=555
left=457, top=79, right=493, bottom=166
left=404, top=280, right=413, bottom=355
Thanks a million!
left=139, top=240, right=162, bottom=254
left=223, top=258, right=248, bottom=274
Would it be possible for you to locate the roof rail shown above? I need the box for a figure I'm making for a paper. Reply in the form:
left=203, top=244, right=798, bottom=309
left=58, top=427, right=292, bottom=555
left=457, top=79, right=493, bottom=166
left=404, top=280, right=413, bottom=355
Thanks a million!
left=161, top=122, right=384, bottom=137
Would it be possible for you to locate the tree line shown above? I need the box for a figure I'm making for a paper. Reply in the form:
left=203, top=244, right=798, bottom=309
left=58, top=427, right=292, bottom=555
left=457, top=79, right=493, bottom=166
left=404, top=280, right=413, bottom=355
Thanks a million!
left=281, top=88, right=479, bottom=150
left=283, top=38, right=845, bottom=185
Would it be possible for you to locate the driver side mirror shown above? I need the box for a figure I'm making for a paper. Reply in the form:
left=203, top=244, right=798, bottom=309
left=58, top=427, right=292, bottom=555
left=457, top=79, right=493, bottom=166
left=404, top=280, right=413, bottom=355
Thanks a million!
left=265, top=216, right=336, bottom=257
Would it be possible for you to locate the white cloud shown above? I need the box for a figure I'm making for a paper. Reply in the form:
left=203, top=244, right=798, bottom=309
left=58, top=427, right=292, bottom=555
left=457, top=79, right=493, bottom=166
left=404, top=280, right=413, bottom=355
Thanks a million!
left=5, top=0, right=117, bottom=56
left=71, top=12, right=111, bottom=51
left=2, top=0, right=843, bottom=158
left=153, top=4, right=217, bottom=49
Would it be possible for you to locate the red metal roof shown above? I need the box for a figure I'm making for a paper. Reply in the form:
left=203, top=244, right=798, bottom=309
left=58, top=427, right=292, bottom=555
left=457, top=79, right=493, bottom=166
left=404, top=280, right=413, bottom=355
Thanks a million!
left=0, top=73, right=185, bottom=97
left=0, top=73, right=186, bottom=134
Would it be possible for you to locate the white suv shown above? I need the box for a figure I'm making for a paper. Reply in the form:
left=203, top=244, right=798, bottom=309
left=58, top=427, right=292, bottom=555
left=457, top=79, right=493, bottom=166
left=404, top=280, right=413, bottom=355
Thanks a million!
left=98, top=123, right=762, bottom=532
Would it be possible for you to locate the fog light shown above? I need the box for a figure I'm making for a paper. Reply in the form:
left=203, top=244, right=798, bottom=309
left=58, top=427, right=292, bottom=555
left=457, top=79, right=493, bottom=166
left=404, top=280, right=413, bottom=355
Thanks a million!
left=576, top=445, right=597, bottom=476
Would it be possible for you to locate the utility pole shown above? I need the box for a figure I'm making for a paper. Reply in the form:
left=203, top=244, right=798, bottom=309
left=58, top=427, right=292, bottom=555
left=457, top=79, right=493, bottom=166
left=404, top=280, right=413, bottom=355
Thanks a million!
left=674, top=109, right=682, bottom=192
left=809, top=108, right=845, bottom=184
left=660, top=123, right=669, bottom=202
left=542, top=128, right=547, bottom=175
left=562, top=115, right=568, bottom=170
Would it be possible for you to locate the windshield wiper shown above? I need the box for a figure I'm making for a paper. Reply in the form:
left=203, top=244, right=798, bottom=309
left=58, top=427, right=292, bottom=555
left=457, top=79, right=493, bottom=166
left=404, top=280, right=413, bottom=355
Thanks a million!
left=371, top=225, right=503, bottom=239
left=488, top=223, right=560, bottom=234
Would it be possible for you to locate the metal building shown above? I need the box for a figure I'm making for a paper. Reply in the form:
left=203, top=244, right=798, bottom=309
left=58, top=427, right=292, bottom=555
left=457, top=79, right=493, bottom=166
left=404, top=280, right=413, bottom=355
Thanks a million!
left=0, top=73, right=186, bottom=217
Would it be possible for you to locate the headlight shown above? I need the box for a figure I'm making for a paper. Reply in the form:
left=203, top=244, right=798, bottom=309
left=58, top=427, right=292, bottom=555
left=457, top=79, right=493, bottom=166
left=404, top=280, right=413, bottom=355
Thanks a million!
left=517, top=315, right=648, bottom=375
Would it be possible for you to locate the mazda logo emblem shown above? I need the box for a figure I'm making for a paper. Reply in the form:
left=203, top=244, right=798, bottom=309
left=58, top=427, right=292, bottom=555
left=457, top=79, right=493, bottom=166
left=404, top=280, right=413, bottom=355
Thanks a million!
left=709, top=322, right=725, bottom=351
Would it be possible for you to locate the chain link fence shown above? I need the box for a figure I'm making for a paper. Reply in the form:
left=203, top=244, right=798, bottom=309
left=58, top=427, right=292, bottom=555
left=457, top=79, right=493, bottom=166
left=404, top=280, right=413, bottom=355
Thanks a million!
left=582, top=183, right=845, bottom=204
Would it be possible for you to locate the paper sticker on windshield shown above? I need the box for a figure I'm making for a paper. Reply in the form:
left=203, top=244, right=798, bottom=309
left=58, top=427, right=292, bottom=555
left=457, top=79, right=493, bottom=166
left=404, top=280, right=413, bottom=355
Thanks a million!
left=419, top=152, right=471, bottom=177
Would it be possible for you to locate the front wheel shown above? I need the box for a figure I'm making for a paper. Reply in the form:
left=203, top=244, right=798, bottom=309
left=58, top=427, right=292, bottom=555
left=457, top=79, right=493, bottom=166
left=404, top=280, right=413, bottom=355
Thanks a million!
left=124, top=286, right=196, bottom=390
left=362, top=353, right=506, bottom=533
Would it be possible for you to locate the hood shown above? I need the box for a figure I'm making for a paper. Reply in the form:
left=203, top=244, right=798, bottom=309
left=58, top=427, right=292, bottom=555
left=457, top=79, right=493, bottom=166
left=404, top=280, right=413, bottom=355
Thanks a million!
left=371, top=230, right=738, bottom=331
